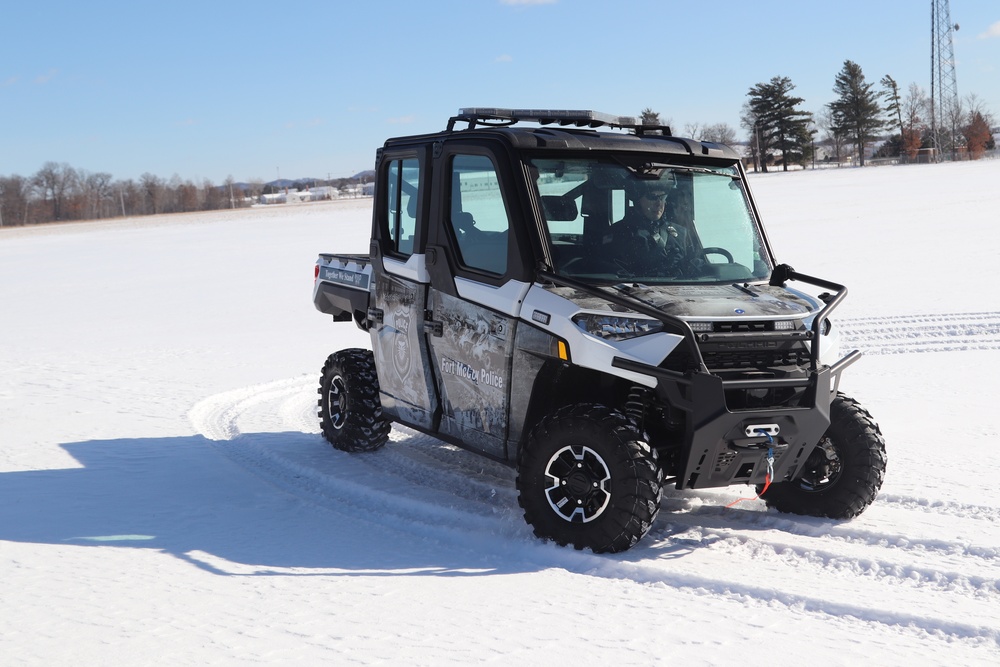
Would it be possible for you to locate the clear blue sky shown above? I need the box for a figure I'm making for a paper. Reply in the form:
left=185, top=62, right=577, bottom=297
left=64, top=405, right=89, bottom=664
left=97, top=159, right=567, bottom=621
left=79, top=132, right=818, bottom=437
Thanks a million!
left=2, top=0, right=997, bottom=184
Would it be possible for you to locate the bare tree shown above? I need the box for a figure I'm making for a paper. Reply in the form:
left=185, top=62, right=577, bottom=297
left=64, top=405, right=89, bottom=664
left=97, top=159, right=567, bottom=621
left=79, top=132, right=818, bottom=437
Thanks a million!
left=902, top=83, right=928, bottom=160
left=32, top=162, right=78, bottom=221
left=945, top=95, right=965, bottom=159
left=177, top=179, right=201, bottom=212
left=246, top=178, right=265, bottom=202
left=224, top=175, right=238, bottom=209
left=682, top=122, right=702, bottom=139
left=140, top=173, right=165, bottom=215
left=202, top=178, right=225, bottom=210
left=700, top=123, right=738, bottom=145
left=815, top=108, right=847, bottom=163
left=119, top=179, right=143, bottom=218
left=79, top=171, right=114, bottom=220
left=0, top=175, right=32, bottom=226
left=740, top=101, right=764, bottom=171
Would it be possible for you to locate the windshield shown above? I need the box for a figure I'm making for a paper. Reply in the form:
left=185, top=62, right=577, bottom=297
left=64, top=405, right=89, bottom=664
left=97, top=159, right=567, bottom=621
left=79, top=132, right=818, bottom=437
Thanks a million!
left=532, top=157, right=771, bottom=284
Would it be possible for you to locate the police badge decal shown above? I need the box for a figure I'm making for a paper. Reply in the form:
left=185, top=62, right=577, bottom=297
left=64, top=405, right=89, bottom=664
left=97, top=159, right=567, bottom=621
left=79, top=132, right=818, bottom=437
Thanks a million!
left=391, top=309, right=412, bottom=381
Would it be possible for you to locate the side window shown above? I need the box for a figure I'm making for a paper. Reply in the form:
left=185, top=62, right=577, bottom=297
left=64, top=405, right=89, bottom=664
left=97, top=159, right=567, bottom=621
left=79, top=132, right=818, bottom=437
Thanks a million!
left=448, top=155, right=509, bottom=275
left=385, top=158, right=419, bottom=255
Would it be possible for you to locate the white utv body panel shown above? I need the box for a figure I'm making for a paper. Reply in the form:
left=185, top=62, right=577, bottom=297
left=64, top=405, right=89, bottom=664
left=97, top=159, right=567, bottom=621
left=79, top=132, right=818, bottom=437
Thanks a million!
left=520, top=284, right=684, bottom=388
left=383, top=254, right=431, bottom=284
left=455, top=277, right=531, bottom=318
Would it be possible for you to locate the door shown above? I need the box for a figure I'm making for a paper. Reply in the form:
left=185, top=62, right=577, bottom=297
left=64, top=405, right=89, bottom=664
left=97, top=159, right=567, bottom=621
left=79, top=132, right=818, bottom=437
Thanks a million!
left=425, top=152, right=523, bottom=460
left=368, top=154, right=439, bottom=430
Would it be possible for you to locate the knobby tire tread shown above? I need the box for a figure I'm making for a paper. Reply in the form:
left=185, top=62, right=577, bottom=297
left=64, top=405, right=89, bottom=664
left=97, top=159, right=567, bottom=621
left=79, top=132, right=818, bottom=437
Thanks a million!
left=317, top=348, right=390, bottom=453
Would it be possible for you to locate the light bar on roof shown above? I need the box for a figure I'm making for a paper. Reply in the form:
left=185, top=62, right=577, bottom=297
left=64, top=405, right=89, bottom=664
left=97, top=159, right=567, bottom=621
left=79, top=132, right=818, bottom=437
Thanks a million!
left=452, top=108, right=672, bottom=135
left=459, top=107, right=629, bottom=128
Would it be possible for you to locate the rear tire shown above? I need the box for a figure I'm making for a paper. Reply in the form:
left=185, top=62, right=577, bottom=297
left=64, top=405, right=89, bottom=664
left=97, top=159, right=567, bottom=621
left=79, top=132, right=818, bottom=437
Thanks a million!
left=760, top=393, right=886, bottom=519
left=516, top=404, right=663, bottom=553
left=318, top=349, right=390, bottom=452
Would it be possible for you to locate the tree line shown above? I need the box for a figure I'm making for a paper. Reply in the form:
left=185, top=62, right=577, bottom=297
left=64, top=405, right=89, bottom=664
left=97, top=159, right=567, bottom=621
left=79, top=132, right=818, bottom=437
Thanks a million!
left=0, top=164, right=249, bottom=227
left=0, top=165, right=370, bottom=228
left=741, top=59, right=995, bottom=171
left=643, top=59, right=995, bottom=172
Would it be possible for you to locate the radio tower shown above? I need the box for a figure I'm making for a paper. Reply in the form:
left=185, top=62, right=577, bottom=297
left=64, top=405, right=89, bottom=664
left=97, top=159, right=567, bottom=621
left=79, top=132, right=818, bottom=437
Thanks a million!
left=930, top=0, right=960, bottom=160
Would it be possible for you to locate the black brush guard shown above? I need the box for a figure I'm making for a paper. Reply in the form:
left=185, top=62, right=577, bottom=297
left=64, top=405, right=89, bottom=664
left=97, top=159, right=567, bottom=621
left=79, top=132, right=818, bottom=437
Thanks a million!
left=537, top=265, right=861, bottom=490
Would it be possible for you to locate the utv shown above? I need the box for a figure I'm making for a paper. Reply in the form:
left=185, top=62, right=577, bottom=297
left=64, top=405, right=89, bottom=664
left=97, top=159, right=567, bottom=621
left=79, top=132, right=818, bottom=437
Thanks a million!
left=312, top=108, right=886, bottom=553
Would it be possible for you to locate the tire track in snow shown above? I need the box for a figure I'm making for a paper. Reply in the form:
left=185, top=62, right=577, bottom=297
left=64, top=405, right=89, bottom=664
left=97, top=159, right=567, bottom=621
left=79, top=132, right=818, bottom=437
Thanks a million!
left=274, top=379, right=519, bottom=506
left=641, top=495, right=1000, bottom=611
left=876, top=492, right=1000, bottom=523
left=567, top=551, right=1000, bottom=649
left=655, top=520, right=1000, bottom=599
left=188, top=377, right=1000, bottom=649
left=838, top=311, right=1000, bottom=355
left=188, top=377, right=527, bottom=539
left=651, top=499, right=1000, bottom=564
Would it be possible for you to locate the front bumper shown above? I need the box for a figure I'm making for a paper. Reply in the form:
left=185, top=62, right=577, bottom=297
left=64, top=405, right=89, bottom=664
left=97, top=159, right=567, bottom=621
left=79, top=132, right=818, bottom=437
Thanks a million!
left=613, top=352, right=858, bottom=489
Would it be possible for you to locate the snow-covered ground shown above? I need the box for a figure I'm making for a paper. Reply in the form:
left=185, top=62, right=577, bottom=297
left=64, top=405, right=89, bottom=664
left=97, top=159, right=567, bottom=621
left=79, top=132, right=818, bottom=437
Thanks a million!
left=2, top=160, right=999, bottom=665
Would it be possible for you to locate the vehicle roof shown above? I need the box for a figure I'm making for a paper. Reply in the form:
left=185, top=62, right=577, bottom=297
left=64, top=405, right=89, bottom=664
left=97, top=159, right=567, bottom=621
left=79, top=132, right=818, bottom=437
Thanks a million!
left=381, top=108, right=741, bottom=162
left=384, top=125, right=741, bottom=161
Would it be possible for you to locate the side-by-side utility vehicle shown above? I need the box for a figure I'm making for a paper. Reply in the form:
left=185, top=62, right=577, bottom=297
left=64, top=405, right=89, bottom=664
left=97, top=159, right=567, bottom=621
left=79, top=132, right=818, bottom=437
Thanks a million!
left=312, top=108, right=887, bottom=552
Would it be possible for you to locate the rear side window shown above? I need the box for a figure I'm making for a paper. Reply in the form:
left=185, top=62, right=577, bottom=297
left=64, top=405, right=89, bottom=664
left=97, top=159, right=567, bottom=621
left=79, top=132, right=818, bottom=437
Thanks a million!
left=385, top=158, right=419, bottom=256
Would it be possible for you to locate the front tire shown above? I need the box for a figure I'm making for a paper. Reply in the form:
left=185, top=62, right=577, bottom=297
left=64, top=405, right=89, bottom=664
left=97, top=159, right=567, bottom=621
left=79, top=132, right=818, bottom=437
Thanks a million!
left=761, top=393, right=886, bottom=519
left=318, top=349, right=390, bottom=452
left=516, top=404, right=663, bottom=553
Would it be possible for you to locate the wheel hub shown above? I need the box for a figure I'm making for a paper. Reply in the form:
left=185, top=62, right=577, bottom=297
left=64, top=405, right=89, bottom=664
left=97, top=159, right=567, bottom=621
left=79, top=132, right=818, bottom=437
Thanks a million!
left=328, top=374, right=348, bottom=430
left=543, top=445, right=611, bottom=523
left=799, top=436, right=843, bottom=491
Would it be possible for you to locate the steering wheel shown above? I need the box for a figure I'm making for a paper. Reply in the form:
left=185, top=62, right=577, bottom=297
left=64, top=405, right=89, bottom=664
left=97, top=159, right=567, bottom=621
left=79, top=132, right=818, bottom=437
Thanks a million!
left=702, top=247, right=734, bottom=263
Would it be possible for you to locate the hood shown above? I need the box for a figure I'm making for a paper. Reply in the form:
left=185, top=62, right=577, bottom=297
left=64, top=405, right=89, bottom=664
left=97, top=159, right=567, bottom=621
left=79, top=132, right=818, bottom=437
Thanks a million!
left=544, top=282, right=822, bottom=320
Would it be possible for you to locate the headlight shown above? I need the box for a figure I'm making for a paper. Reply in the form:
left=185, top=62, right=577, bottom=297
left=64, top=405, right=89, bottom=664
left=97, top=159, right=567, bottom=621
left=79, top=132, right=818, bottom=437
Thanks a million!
left=572, top=314, right=664, bottom=341
left=803, top=315, right=832, bottom=335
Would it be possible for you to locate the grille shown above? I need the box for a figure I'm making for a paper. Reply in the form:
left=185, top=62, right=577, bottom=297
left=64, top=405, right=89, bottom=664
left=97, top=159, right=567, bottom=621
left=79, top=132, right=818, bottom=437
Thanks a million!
left=702, top=347, right=811, bottom=370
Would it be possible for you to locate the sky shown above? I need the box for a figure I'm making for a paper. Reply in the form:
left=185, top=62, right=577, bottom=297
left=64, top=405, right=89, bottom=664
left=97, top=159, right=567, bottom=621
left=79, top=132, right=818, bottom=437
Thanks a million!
left=2, top=0, right=998, bottom=184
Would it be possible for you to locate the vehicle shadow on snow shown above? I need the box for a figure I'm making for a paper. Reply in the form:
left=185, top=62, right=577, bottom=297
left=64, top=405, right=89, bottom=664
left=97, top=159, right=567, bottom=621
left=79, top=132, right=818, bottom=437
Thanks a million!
left=0, top=434, right=542, bottom=577
left=0, top=433, right=771, bottom=575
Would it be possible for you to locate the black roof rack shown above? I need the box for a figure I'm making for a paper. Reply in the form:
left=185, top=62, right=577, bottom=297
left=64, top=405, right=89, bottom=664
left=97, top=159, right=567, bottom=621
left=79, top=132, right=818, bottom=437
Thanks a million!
left=448, top=107, right=672, bottom=136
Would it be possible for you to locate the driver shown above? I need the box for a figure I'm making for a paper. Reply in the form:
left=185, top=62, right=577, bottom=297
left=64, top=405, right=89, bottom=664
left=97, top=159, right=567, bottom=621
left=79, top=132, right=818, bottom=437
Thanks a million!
left=607, top=180, right=698, bottom=275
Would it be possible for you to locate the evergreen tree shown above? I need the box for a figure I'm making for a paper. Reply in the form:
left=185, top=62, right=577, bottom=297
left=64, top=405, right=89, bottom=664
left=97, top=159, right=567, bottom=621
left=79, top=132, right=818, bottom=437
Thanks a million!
left=829, top=60, right=885, bottom=166
left=881, top=75, right=903, bottom=137
left=640, top=108, right=661, bottom=125
left=880, top=74, right=904, bottom=157
left=638, top=108, right=670, bottom=135
left=745, top=76, right=814, bottom=171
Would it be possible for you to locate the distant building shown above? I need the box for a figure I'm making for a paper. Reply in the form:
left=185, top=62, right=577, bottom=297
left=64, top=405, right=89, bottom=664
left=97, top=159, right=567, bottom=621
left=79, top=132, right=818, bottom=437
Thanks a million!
left=260, top=192, right=288, bottom=205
